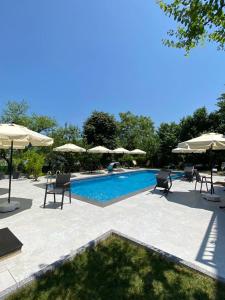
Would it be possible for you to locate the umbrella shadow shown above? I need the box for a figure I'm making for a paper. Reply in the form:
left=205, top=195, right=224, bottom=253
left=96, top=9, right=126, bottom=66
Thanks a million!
left=150, top=185, right=225, bottom=280
left=0, top=197, right=33, bottom=219
left=0, top=188, right=8, bottom=196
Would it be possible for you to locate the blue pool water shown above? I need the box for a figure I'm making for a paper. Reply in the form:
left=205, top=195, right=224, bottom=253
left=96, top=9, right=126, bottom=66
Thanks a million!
left=71, top=170, right=181, bottom=204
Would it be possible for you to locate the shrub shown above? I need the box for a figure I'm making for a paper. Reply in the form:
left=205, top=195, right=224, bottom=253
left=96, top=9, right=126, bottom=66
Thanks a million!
left=24, top=150, right=45, bottom=180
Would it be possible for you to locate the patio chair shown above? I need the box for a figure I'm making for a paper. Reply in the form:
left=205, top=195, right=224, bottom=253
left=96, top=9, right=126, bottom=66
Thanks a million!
left=132, top=160, right=139, bottom=168
left=146, top=160, right=150, bottom=168
left=184, top=166, right=194, bottom=181
left=154, top=170, right=172, bottom=194
left=43, top=173, right=71, bottom=210
left=194, top=170, right=214, bottom=193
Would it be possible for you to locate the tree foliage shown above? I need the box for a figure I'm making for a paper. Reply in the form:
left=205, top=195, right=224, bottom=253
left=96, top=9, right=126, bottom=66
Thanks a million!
left=158, top=0, right=225, bottom=53
left=1, top=100, right=30, bottom=125
left=51, top=124, right=82, bottom=146
left=179, top=107, right=211, bottom=141
left=157, top=122, right=180, bottom=165
left=83, top=111, right=118, bottom=149
left=118, top=112, right=159, bottom=163
left=216, top=93, right=225, bottom=132
left=0, top=100, right=57, bottom=133
left=23, top=150, right=45, bottom=180
left=1, top=95, right=225, bottom=172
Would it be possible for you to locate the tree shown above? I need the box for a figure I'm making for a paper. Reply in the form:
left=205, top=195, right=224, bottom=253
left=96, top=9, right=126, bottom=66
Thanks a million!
left=158, top=0, right=225, bottom=53
left=157, top=122, right=181, bottom=166
left=179, top=107, right=211, bottom=141
left=0, top=100, right=57, bottom=133
left=0, top=100, right=57, bottom=171
left=51, top=124, right=82, bottom=146
left=1, top=100, right=29, bottom=125
left=28, top=114, right=57, bottom=134
left=118, top=112, right=159, bottom=163
left=213, top=92, right=225, bottom=132
left=83, top=111, right=117, bottom=149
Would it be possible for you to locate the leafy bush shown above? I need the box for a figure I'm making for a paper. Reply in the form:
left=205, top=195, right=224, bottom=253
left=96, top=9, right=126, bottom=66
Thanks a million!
left=119, top=154, right=134, bottom=168
left=24, top=150, right=45, bottom=180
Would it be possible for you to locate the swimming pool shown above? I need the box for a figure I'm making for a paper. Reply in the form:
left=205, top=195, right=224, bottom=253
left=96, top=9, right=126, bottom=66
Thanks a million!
left=71, top=170, right=182, bottom=207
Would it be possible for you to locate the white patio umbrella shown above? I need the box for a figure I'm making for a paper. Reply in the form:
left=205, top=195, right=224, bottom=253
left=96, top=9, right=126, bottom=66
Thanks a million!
left=175, top=132, right=225, bottom=193
left=0, top=123, right=53, bottom=210
left=53, top=143, right=86, bottom=153
left=172, top=147, right=206, bottom=154
left=112, top=147, right=130, bottom=154
left=87, top=146, right=112, bottom=154
left=130, top=149, right=146, bottom=155
left=178, top=133, right=225, bottom=150
left=0, top=143, right=26, bottom=150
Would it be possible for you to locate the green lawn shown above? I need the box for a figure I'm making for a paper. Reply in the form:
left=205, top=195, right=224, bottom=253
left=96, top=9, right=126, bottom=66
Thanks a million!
left=7, top=235, right=225, bottom=300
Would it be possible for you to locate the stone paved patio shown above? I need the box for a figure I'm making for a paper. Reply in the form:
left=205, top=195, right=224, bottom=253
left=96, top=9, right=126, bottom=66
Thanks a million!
left=1, top=170, right=225, bottom=295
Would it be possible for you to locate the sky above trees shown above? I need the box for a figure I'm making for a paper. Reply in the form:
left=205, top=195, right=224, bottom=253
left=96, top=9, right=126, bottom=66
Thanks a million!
left=0, top=0, right=224, bottom=128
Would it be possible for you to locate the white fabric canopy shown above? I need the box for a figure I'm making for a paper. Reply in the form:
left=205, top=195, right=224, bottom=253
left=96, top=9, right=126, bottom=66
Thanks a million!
left=53, top=143, right=86, bottom=153
left=172, top=147, right=206, bottom=154
left=0, top=123, right=53, bottom=146
left=130, top=149, right=146, bottom=155
left=0, top=144, right=26, bottom=150
left=0, top=123, right=53, bottom=206
left=112, top=147, right=130, bottom=154
left=174, top=132, right=225, bottom=195
left=178, top=133, right=225, bottom=151
left=87, top=146, right=112, bottom=154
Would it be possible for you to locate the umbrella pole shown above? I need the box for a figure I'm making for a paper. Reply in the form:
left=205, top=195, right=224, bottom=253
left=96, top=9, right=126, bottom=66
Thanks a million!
left=8, top=140, right=13, bottom=203
left=210, top=145, right=213, bottom=194
left=211, top=166, right=213, bottom=194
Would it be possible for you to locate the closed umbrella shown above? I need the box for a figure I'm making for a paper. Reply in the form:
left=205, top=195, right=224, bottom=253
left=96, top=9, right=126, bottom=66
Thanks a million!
left=130, top=149, right=146, bottom=155
left=0, top=123, right=53, bottom=211
left=174, top=133, right=225, bottom=193
left=53, top=143, right=86, bottom=153
left=87, top=146, right=112, bottom=154
left=112, top=147, right=130, bottom=154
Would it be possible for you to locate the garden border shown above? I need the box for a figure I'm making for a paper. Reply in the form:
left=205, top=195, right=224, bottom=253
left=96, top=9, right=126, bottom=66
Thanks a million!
left=1, top=229, right=224, bottom=299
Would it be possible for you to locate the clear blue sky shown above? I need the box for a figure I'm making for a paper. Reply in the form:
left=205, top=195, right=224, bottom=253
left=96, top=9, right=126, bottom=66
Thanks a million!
left=0, top=0, right=224, bottom=128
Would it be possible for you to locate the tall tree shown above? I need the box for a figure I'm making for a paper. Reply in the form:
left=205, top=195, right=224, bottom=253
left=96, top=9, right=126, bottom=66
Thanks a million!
left=83, top=111, right=117, bottom=148
left=214, top=92, right=225, bottom=132
left=1, top=100, right=29, bottom=125
left=118, top=112, right=159, bottom=161
left=179, top=107, right=211, bottom=141
left=158, top=0, right=225, bottom=53
left=0, top=100, right=57, bottom=133
left=51, top=124, right=82, bottom=146
left=157, top=122, right=181, bottom=166
left=29, top=114, right=57, bottom=134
